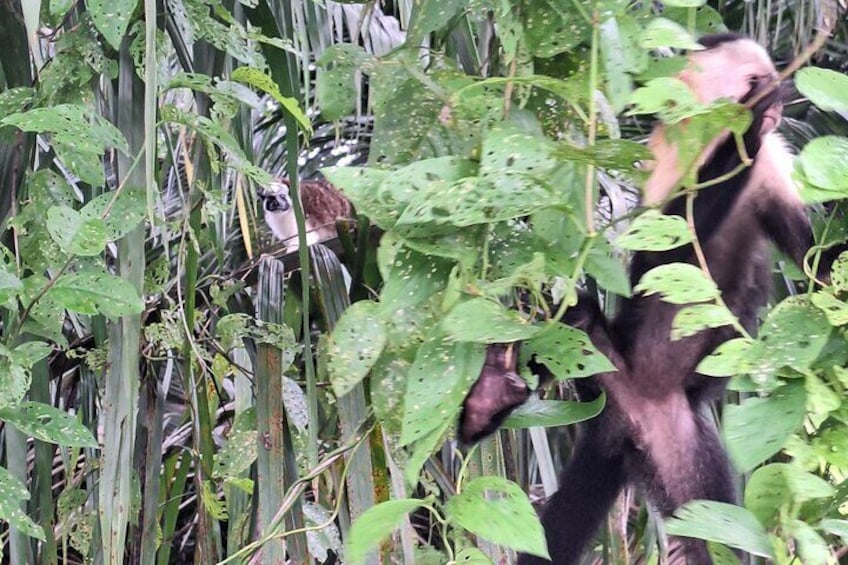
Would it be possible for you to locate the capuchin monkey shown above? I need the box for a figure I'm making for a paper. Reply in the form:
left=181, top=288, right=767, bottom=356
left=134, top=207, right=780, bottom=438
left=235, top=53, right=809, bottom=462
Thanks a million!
left=459, top=33, right=846, bottom=564
left=259, top=178, right=353, bottom=252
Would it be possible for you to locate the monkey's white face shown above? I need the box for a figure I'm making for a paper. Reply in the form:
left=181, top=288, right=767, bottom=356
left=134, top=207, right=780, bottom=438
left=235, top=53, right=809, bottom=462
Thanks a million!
left=259, top=181, right=296, bottom=242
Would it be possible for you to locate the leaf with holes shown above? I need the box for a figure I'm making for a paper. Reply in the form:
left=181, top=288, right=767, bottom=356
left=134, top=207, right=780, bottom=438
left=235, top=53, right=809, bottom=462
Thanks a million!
left=48, top=270, right=143, bottom=319
left=446, top=476, right=549, bottom=559
left=616, top=210, right=692, bottom=251
left=502, top=394, right=605, bottom=429
left=87, top=0, right=137, bottom=49
left=400, top=340, right=485, bottom=446
left=744, top=463, right=833, bottom=527
left=232, top=66, right=311, bottom=134
left=672, top=303, right=737, bottom=339
left=0, top=401, right=97, bottom=447
left=442, top=299, right=540, bottom=343
left=322, top=166, right=390, bottom=225
left=521, top=1, right=587, bottom=57
left=47, top=206, right=108, bottom=256
left=520, top=324, right=616, bottom=380
left=0, top=466, right=44, bottom=541
left=811, top=291, right=848, bottom=326
left=0, top=265, right=22, bottom=307
left=346, top=498, right=429, bottom=565
left=0, top=362, right=29, bottom=410
left=795, top=67, right=848, bottom=113
left=370, top=352, right=411, bottom=435
left=2, top=105, right=128, bottom=185
left=379, top=243, right=454, bottom=312
left=640, top=18, right=702, bottom=50
left=744, top=296, right=831, bottom=383
left=723, top=382, right=806, bottom=472
left=697, top=338, right=753, bottom=377
left=316, top=44, right=373, bottom=121
left=327, top=300, right=387, bottom=397
left=635, top=263, right=719, bottom=304
left=81, top=188, right=146, bottom=241
left=665, top=501, right=772, bottom=558
left=830, top=251, right=848, bottom=292
left=213, top=408, right=257, bottom=479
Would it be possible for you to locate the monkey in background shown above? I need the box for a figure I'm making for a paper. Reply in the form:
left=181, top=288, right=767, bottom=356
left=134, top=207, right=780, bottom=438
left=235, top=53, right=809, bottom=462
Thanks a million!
left=458, top=33, right=847, bottom=565
left=258, top=177, right=353, bottom=251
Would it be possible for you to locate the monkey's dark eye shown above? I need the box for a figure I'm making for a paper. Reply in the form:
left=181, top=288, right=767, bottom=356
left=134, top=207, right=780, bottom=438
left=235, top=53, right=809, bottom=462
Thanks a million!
left=263, top=195, right=290, bottom=213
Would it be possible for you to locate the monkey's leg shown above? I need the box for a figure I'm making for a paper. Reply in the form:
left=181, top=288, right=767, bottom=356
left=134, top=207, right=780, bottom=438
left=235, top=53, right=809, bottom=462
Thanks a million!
left=518, top=417, right=629, bottom=565
left=636, top=399, right=735, bottom=565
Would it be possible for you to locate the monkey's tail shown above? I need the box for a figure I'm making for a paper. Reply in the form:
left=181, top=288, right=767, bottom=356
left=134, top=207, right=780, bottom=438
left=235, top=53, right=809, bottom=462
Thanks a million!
left=518, top=418, right=629, bottom=565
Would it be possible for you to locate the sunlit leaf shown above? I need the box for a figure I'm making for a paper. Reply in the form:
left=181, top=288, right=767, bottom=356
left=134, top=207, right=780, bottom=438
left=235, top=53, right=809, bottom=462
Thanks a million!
left=520, top=323, right=616, bottom=379
left=795, top=67, right=848, bottom=113
left=442, top=299, right=540, bottom=343
left=666, top=501, right=772, bottom=558
left=616, top=210, right=692, bottom=251
left=634, top=263, right=719, bottom=304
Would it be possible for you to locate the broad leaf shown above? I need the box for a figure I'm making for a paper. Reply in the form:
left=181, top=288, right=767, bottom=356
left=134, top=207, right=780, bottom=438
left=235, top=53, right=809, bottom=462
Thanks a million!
left=795, top=67, right=848, bottom=113
left=87, top=0, right=137, bottom=49
left=672, top=303, right=737, bottom=339
left=47, top=206, right=108, bottom=256
left=327, top=300, right=387, bottom=397
left=49, top=271, right=143, bottom=319
left=744, top=463, right=833, bottom=526
left=442, top=299, right=540, bottom=343
left=799, top=136, right=848, bottom=195
left=634, top=263, right=719, bottom=304
left=0, top=466, right=45, bottom=541
left=520, top=323, right=616, bottom=379
left=0, top=401, right=97, bottom=447
left=616, top=210, right=692, bottom=251
left=502, top=395, right=605, bottom=429
left=400, top=340, right=485, bottom=446
left=446, top=476, right=548, bottom=559
left=723, top=382, right=807, bottom=472
left=666, top=501, right=772, bottom=558
left=346, top=498, right=429, bottom=565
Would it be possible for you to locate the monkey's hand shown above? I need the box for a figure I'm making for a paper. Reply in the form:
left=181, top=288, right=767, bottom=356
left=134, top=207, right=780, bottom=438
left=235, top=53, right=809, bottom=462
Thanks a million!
left=459, top=343, right=530, bottom=444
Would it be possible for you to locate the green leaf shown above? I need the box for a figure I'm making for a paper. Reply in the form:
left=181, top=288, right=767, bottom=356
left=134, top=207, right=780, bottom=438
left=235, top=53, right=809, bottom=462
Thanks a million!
left=787, top=520, right=830, bottom=565
left=87, top=0, right=138, bottom=49
left=0, top=362, right=30, bottom=410
left=454, top=548, right=493, bottom=564
left=811, top=291, right=848, bottom=326
left=820, top=518, right=848, bottom=542
left=744, top=463, right=833, bottom=526
left=634, top=263, right=719, bottom=304
left=795, top=67, right=848, bottom=113
left=10, top=341, right=52, bottom=368
left=0, top=401, right=97, bottom=447
left=315, top=44, right=373, bottom=122
left=2, top=105, right=129, bottom=186
left=744, top=296, right=831, bottom=384
left=616, top=210, right=692, bottom=251
left=502, top=394, right=605, bottom=429
left=442, top=299, right=540, bottom=343
left=798, top=136, right=848, bottom=195
left=48, top=270, right=144, bottom=319
left=47, top=206, right=108, bottom=256
left=346, top=498, right=428, bottom=565
left=212, top=408, right=258, bottom=479
left=446, top=476, right=548, bottom=559
left=696, top=338, right=753, bottom=377
left=672, top=303, right=737, bottom=339
left=520, top=323, right=616, bottom=380
left=521, top=1, right=587, bottom=57
left=665, top=501, right=772, bottom=558
left=231, top=66, right=311, bottom=134
left=663, top=0, right=706, bottom=6
left=640, top=18, right=702, bottom=50
left=830, top=251, right=848, bottom=293
left=400, top=340, right=485, bottom=446
left=0, top=265, right=23, bottom=306
left=82, top=188, right=147, bottom=241
left=723, top=382, right=807, bottom=472
left=379, top=243, right=454, bottom=312
left=327, top=300, right=387, bottom=397
left=0, top=466, right=45, bottom=541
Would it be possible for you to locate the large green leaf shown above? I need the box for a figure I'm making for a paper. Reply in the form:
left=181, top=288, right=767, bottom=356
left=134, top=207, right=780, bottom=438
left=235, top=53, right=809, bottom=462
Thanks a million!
left=744, top=463, right=833, bottom=526
left=723, top=382, right=807, bottom=472
left=46, top=206, right=108, bottom=256
left=616, top=210, right=692, bottom=251
left=87, top=0, right=137, bottom=49
left=634, top=263, right=719, bottom=304
left=795, top=67, right=848, bottom=113
left=327, top=300, right=387, bottom=397
left=48, top=270, right=144, bottom=319
left=798, top=136, right=848, bottom=195
left=346, top=498, right=429, bottom=565
left=446, top=476, right=549, bottom=559
left=520, top=323, right=616, bottom=379
left=442, top=298, right=540, bottom=343
left=665, top=501, right=773, bottom=558
left=0, top=466, right=45, bottom=541
left=0, top=401, right=97, bottom=447
left=502, top=395, right=605, bottom=429
left=400, top=339, right=485, bottom=446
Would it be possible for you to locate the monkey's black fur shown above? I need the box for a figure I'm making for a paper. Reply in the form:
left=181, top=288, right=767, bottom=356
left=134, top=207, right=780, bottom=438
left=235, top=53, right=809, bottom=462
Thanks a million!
left=460, top=34, right=847, bottom=565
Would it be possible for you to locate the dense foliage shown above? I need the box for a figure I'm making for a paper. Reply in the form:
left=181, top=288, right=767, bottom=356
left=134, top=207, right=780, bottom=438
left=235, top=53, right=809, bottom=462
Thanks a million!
left=0, top=0, right=846, bottom=564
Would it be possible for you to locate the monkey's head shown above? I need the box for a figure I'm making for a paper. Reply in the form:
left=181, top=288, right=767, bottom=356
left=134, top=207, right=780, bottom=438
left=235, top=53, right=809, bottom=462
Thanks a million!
left=258, top=179, right=295, bottom=242
left=258, top=179, right=292, bottom=214
left=682, top=34, right=785, bottom=135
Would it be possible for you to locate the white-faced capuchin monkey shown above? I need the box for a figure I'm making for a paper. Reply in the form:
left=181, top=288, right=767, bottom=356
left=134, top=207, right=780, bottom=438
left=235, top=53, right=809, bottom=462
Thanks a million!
left=460, top=33, right=847, bottom=564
